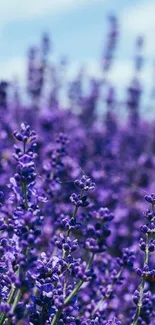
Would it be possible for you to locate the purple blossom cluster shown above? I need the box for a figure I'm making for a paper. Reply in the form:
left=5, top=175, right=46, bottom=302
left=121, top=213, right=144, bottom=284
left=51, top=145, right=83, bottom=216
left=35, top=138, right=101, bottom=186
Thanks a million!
left=0, top=16, right=155, bottom=325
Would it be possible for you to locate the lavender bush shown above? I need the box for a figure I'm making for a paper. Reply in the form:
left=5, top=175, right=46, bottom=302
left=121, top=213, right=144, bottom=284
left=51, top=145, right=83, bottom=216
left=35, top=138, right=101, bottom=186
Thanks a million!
left=0, top=16, right=155, bottom=325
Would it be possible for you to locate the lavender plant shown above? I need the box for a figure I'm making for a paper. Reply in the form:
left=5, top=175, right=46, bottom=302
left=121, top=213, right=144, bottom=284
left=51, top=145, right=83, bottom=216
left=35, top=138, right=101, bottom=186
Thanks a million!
left=0, top=15, right=155, bottom=325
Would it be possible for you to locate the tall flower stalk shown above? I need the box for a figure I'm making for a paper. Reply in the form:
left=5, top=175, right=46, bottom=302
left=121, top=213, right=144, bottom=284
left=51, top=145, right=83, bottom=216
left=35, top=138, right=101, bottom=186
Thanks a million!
left=132, top=194, right=155, bottom=325
left=0, top=123, right=41, bottom=324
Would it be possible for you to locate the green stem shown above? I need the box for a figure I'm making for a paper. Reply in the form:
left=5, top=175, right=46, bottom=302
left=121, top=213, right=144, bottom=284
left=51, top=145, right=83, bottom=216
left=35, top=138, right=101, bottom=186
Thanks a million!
left=65, top=253, right=94, bottom=306
left=73, top=205, right=78, bottom=219
left=63, top=203, right=80, bottom=258
left=51, top=253, right=94, bottom=325
left=51, top=189, right=87, bottom=324
left=51, top=308, right=62, bottom=325
left=7, top=286, right=16, bottom=305
left=23, top=141, right=26, bottom=154
left=6, top=289, right=22, bottom=325
left=0, top=288, right=20, bottom=325
left=72, top=189, right=84, bottom=220
left=11, top=289, right=22, bottom=313
left=0, top=268, right=20, bottom=325
left=91, top=267, right=123, bottom=316
left=23, top=182, right=28, bottom=210
left=0, top=313, right=6, bottom=325
left=64, top=279, right=83, bottom=306
left=63, top=271, right=68, bottom=299
left=132, top=234, right=149, bottom=325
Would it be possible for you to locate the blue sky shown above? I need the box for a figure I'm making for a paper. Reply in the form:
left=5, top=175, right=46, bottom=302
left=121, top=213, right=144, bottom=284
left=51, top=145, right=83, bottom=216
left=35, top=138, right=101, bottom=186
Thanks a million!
left=0, top=0, right=155, bottom=109
left=0, top=0, right=134, bottom=61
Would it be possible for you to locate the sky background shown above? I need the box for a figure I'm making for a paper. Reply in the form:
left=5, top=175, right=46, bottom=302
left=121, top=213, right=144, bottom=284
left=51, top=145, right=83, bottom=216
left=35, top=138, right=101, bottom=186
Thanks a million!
left=0, top=0, right=155, bottom=113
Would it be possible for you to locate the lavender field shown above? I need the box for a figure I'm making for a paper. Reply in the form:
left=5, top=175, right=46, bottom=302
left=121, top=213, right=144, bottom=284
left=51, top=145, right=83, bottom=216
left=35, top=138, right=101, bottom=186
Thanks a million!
left=0, top=10, right=155, bottom=325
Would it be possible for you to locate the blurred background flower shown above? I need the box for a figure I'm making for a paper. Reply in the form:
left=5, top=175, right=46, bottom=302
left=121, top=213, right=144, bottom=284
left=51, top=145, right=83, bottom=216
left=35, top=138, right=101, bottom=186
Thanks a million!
left=0, top=0, right=155, bottom=118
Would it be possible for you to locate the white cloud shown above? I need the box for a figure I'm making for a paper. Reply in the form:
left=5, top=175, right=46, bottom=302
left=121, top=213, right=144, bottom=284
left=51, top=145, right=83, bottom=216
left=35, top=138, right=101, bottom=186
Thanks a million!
left=122, top=1, right=155, bottom=35
left=0, top=47, right=153, bottom=106
left=0, top=55, right=153, bottom=114
left=68, top=59, right=102, bottom=79
left=0, top=0, right=102, bottom=32
left=0, top=56, right=152, bottom=89
left=0, top=57, right=25, bottom=81
left=121, top=0, right=155, bottom=57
